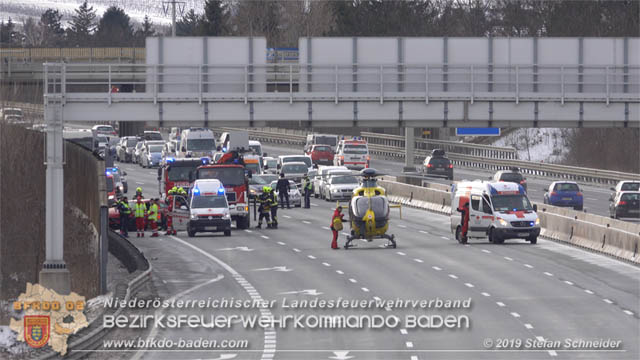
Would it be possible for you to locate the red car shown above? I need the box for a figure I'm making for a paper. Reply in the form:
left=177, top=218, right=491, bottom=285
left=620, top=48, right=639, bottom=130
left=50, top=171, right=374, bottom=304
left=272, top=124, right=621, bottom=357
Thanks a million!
left=109, top=199, right=168, bottom=231
left=306, top=144, right=334, bottom=165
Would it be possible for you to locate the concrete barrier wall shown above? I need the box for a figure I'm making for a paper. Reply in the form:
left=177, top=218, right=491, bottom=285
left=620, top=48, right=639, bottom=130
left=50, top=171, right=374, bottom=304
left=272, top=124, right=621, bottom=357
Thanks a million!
left=378, top=179, right=639, bottom=263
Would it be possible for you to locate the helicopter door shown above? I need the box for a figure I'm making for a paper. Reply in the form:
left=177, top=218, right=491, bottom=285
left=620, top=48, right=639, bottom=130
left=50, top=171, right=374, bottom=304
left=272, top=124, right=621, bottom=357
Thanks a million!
left=171, top=195, right=189, bottom=231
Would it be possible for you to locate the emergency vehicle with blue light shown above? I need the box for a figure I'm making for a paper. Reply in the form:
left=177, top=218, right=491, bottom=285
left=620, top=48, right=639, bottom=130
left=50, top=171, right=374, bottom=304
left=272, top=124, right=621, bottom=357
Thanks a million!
left=334, top=137, right=370, bottom=170
left=184, top=179, right=232, bottom=237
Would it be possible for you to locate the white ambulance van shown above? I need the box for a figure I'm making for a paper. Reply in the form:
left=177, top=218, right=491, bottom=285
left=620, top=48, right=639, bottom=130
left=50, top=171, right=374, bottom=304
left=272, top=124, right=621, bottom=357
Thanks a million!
left=450, top=181, right=540, bottom=244
left=178, top=128, right=217, bottom=158
left=184, top=179, right=232, bottom=237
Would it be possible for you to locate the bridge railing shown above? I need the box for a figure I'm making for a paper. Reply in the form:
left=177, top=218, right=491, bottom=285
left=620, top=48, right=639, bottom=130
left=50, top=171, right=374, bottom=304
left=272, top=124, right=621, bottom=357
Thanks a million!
left=43, top=63, right=640, bottom=104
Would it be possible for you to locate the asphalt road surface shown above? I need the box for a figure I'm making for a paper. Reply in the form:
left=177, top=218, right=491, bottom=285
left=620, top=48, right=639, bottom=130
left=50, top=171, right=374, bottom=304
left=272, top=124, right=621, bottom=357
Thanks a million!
left=108, top=148, right=640, bottom=360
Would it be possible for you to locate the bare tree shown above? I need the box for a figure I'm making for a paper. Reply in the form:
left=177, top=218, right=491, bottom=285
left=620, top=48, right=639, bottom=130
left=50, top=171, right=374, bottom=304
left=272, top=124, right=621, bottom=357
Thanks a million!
left=280, top=1, right=335, bottom=46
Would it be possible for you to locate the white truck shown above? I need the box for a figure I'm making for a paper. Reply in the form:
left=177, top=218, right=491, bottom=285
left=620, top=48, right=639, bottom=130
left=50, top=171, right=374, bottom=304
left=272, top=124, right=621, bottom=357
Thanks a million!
left=178, top=128, right=217, bottom=158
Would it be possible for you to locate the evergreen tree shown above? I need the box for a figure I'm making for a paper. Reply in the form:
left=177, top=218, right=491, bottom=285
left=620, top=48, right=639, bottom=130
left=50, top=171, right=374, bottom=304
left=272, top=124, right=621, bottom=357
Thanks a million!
left=135, top=15, right=155, bottom=45
left=0, top=18, right=17, bottom=47
left=201, top=0, right=230, bottom=36
left=40, top=9, right=65, bottom=46
left=95, top=6, right=134, bottom=46
left=67, top=1, right=97, bottom=46
left=177, top=9, right=203, bottom=36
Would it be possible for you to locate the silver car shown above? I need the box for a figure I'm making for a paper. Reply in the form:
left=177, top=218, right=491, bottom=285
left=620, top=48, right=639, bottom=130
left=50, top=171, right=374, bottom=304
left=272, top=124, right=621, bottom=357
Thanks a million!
left=141, top=143, right=163, bottom=168
left=270, top=180, right=302, bottom=207
left=323, top=174, right=358, bottom=201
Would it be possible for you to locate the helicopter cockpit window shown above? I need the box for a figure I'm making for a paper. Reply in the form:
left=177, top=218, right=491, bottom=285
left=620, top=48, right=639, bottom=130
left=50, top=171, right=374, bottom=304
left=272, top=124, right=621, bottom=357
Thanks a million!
left=370, top=196, right=390, bottom=219
left=352, top=197, right=369, bottom=218
left=362, top=179, right=377, bottom=188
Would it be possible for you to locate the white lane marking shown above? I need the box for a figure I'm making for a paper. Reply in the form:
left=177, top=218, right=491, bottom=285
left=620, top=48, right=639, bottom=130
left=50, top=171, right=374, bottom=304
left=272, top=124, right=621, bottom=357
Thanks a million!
left=584, top=289, right=594, bottom=295
left=544, top=272, right=554, bottom=276
left=448, top=274, right=458, bottom=279
left=440, top=236, right=449, bottom=240
left=307, top=255, right=316, bottom=260
left=481, top=249, right=491, bottom=253
left=410, top=356, right=419, bottom=360
left=587, top=197, right=598, bottom=201
left=481, top=292, right=490, bottom=297
left=218, top=246, right=254, bottom=252
left=400, top=329, right=408, bottom=335
left=396, top=251, right=406, bottom=256
left=322, top=262, right=331, bottom=267
left=261, top=235, right=269, bottom=239
left=524, top=263, right=534, bottom=268
left=322, top=226, right=330, bottom=230
left=135, top=181, right=144, bottom=184
left=496, top=302, right=506, bottom=307
left=277, top=241, right=286, bottom=245
left=311, top=203, right=318, bottom=207
left=623, top=310, right=634, bottom=316
left=548, top=350, right=558, bottom=356
left=283, top=215, right=291, bottom=219
left=419, top=230, right=429, bottom=234
left=398, top=224, right=407, bottom=228
left=511, top=312, right=520, bottom=318
left=293, top=248, right=301, bottom=252
left=373, top=296, right=381, bottom=301
left=161, top=236, right=274, bottom=360
left=302, top=220, right=311, bottom=224
left=432, top=266, right=442, bottom=271
left=244, top=229, right=253, bottom=233
left=536, top=336, right=545, bottom=342
left=524, top=323, right=534, bottom=329
left=361, top=287, right=370, bottom=292
left=342, top=232, right=350, bottom=236
left=504, top=256, right=513, bottom=261
left=464, top=283, right=474, bottom=288
left=413, top=258, right=424, bottom=263
left=405, top=341, right=414, bottom=348
left=252, top=266, right=292, bottom=272
left=464, top=244, right=470, bottom=247
left=336, top=270, right=344, bottom=275
left=349, top=278, right=358, bottom=283
left=564, top=280, right=574, bottom=286
left=603, top=299, right=613, bottom=304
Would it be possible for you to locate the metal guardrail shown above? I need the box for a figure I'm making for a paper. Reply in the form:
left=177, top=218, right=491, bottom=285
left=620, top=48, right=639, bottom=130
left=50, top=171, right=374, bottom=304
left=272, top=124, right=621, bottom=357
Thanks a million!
left=43, top=63, right=640, bottom=104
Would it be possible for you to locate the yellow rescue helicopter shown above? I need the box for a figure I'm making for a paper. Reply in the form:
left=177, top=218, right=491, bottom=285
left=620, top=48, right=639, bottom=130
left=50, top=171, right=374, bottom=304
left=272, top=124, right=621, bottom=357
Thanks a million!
left=344, top=168, right=396, bottom=249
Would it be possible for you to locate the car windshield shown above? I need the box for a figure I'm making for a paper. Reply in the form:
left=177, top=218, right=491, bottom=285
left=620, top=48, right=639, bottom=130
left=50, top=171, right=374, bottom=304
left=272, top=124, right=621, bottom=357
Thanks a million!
left=246, top=163, right=260, bottom=174
left=491, top=195, right=533, bottom=211
left=554, top=183, right=579, bottom=192
left=96, top=126, right=113, bottom=132
left=313, top=145, right=332, bottom=152
left=126, top=139, right=137, bottom=147
left=191, top=195, right=227, bottom=209
left=499, top=172, right=524, bottom=182
left=621, top=193, right=640, bottom=201
left=429, top=157, right=450, bottom=166
left=250, top=175, right=269, bottom=185
left=144, top=132, right=163, bottom=141
left=266, top=159, right=277, bottom=168
left=344, top=145, right=368, bottom=154
left=330, top=175, right=358, bottom=184
left=197, top=167, right=245, bottom=186
left=315, top=136, right=337, bottom=147
left=260, top=175, right=278, bottom=183
left=96, top=136, right=108, bottom=143
left=148, top=145, right=162, bottom=153
left=167, top=165, right=199, bottom=181
left=621, top=183, right=640, bottom=191
left=249, top=144, right=262, bottom=155
left=187, top=138, right=216, bottom=151
left=282, top=164, right=308, bottom=173
left=283, top=156, right=312, bottom=167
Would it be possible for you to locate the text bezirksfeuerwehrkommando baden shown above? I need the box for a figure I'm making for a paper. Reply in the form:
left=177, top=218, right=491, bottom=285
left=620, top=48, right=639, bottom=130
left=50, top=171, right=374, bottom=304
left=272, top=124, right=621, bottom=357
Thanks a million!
left=105, top=297, right=472, bottom=310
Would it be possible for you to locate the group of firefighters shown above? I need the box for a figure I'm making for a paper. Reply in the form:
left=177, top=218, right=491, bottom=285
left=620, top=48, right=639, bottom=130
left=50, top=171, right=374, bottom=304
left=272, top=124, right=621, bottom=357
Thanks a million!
left=116, top=187, right=162, bottom=238
left=257, top=173, right=314, bottom=229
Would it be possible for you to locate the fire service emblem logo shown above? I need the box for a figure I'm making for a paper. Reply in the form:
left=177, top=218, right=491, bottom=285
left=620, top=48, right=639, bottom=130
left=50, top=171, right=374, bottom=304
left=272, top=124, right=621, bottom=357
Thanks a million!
left=24, top=315, right=50, bottom=348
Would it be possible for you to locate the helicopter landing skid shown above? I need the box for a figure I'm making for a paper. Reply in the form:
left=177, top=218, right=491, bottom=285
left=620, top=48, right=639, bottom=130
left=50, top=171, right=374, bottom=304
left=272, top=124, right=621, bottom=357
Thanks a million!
left=344, top=234, right=396, bottom=249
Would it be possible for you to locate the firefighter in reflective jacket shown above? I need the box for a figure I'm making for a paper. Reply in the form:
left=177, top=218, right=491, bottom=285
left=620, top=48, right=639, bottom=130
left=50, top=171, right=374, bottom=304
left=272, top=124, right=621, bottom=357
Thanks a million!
left=117, top=197, right=131, bottom=237
left=135, top=187, right=143, bottom=199
left=456, top=201, right=470, bottom=244
left=268, top=188, right=279, bottom=229
left=149, top=199, right=160, bottom=237
left=256, top=187, right=272, bottom=229
left=134, top=196, right=146, bottom=237
left=165, top=187, right=177, bottom=235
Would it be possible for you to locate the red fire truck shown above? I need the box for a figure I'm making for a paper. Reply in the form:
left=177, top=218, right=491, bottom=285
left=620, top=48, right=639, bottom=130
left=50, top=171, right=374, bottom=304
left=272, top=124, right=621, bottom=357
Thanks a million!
left=192, top=151, right=251, bottom=229
left=158, top=157, right=207, bottom=199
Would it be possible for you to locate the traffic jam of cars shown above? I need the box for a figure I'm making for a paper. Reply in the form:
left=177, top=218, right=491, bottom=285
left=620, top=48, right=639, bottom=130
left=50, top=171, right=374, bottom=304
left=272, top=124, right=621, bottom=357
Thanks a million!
left=96, top=125, right=640, bottom=241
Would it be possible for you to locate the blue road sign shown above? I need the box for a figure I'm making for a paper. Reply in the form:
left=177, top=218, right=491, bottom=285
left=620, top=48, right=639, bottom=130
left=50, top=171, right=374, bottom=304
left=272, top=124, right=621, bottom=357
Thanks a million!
left=456, top=128, right=501, bottom=136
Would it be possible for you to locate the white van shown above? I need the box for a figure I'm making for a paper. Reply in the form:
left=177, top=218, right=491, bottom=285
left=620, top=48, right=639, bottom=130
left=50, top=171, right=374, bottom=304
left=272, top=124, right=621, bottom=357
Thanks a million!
left=450, top=181, right=540, bottom=244
left=334, top=138, right=370, bottom=170
left=178, top=128, right=217, bottom=158
left=181, top=179, right=232, bottom=237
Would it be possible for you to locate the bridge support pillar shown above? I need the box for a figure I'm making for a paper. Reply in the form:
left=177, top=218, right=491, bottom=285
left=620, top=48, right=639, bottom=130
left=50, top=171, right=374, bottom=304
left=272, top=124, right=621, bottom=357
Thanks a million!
left=39, top=99, right=70, bottom=295
left=402, top=127, right=416, bottom=173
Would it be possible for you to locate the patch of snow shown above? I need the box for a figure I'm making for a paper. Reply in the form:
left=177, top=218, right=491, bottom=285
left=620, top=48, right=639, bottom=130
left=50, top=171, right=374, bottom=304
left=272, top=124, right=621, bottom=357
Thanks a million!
left=0, top=325, right=30, bottom=355
left=491, top=128, right=570, bottom=163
